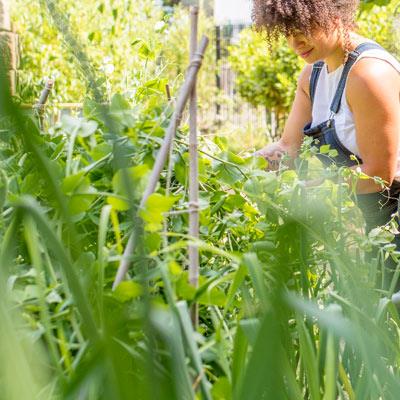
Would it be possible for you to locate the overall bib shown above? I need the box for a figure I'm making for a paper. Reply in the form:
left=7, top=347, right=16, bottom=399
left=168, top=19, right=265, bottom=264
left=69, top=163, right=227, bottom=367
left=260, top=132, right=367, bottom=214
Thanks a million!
left=303, top=42, right=400, bottom=289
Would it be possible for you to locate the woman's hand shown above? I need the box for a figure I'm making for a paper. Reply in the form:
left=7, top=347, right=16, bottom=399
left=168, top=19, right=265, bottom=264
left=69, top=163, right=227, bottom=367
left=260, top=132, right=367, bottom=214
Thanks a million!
left=254, top=141, right=289, bottom=171
left=253, top=64, right=313, bottom=171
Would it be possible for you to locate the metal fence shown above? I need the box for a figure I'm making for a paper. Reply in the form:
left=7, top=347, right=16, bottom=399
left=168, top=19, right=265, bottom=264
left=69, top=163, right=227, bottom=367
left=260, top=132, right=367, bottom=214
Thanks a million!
left=203, top=23, right=282, bottom=141
left=26, top=23, right=283, bottom=142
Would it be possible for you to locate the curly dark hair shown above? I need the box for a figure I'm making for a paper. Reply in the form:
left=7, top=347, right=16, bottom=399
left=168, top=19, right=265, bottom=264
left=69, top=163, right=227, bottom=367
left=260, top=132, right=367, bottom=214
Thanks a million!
left=252, top=0, right=360, bottom=59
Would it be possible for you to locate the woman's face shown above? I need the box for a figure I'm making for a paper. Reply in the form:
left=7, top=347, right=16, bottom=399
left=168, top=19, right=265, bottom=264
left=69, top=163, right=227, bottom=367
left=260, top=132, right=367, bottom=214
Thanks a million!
left=286, top=25, right=341, bottom=63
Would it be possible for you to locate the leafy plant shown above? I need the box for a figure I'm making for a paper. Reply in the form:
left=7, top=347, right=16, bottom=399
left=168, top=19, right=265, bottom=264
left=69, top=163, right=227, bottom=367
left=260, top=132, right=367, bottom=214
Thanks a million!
left=228, top=0, right=400, bottom=122
left=2, top=2, right=400, bottom=400
left=229, top=31, right=303, bottom=114
left=11, top=0, right=217, bottom=112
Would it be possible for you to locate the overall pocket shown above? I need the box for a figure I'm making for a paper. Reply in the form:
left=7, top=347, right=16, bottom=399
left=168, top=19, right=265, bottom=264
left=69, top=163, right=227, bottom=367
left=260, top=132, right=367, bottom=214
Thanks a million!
left=303, top=119, right=360, bottom=167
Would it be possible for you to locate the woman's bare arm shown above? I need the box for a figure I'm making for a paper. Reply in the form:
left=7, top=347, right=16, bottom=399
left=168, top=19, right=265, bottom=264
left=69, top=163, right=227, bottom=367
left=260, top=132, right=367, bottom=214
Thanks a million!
left=256, top=64, right=313, bottom=165
left=280, top=64, right=313, bottom=158
left=346, top=58, right=400, bottom=193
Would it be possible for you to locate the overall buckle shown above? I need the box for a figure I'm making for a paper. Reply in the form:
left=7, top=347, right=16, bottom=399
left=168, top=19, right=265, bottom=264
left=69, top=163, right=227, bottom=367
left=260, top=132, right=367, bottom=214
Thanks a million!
left=327, top=111, right=335, bottom=128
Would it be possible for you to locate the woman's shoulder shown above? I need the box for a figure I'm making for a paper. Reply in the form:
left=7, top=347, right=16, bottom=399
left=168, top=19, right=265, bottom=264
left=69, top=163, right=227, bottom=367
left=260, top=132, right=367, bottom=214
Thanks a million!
left=351, top=37, right=400, bottom=74
left=346, top=55, right=400, bottom=113
left=348, top=54, right=400, bottom=89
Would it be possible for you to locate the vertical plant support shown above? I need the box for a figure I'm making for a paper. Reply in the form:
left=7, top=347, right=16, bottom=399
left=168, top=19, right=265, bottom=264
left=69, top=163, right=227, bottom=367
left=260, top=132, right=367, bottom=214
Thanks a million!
left=34, top=79, right=54, bottom=130
left=189, top=6, right=200, bottom=326
left=0, top=0, right=19, bottom=95
left=112, top=36, right=209, bottom=290
left=215, top=25, right=221, bottom=120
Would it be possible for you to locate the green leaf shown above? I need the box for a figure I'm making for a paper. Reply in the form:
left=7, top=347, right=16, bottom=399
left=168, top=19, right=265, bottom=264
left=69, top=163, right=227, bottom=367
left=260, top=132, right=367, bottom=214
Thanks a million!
left=212, top=377, right=232, bottom=400
left=144, top=232, right=162, bottom=253
left=137, top=41, right=155, bottom=60
left=62, top=172, right=96, bottom=215
left=144, top=78, right=168, bottom=92
left=227, top=151, right=245, bottom=165
left=198, top=286, right=226, bottom=307
left=107, top=195, right=129, bottom=211
left=280, top=169, right=298, bottom=184
left=296, top=314, right=321, bottom=400
left=62, top=172, right=86, bottom=195
left=0, top=170, right=8, bottom=209
left=320, top=144, right=331, bottom=154
left=224, top=264, right=247, bottom=312
left=110, top=93, right=131, bottom=112
left=168, top=260, right=183, bottom=277
left=215, top=163, right=243, bottom=186
left=68, top=194, right=96, bottom=215
left=61, top=115, right=98, bottom=137
left=90, top=143, right=112, bottom=161
left=232, top=324, right=249, bottom=392
left=113, top=281, right=143, bottom=302
left=323, top=333, right=338, bottom=400
left=244, top=172, right=278, bottom=196
left=139, top=193, right=178, bottom=232
left=176, top=273, right=196, bottom=301
left=329, top=149, right=338, bottom=158
left=112, top=165, right=150, bottom=200
left=252, top=241, right=275, bottom=252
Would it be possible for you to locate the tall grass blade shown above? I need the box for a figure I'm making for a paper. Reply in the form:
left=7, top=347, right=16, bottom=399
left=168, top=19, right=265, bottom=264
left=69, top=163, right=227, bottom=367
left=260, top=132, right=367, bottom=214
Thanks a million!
left=296, top=313, right=321, bottom=400
left=15, top=196, right=99, bottom=342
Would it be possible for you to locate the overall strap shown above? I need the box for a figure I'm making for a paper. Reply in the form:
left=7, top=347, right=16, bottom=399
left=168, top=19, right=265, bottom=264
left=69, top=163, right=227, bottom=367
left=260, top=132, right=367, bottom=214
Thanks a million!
left=329, top=42, right=384, bottom=116
left=309, top=61, right=324, bottom=105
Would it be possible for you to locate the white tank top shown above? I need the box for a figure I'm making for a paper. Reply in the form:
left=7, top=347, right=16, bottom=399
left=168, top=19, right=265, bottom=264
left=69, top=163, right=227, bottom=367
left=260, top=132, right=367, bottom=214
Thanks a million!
left=310, top=44, right=400, bottom=179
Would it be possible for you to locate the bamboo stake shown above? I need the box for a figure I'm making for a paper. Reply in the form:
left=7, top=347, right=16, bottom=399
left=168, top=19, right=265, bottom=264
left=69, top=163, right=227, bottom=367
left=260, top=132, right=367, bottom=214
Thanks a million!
left=165, top=84, right=172, bottom=102
left=163, top=83, right=174, bottom=250
left=112, top=36, right=209, bottom=290
left=34, top=79, right=54, bottom=130
left=189, top=6, right=200, bottom=326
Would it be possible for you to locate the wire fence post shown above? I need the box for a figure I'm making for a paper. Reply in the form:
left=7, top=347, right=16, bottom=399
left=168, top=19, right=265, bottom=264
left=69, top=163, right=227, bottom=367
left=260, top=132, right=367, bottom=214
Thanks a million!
left=215, top=25, right=221, bottom=122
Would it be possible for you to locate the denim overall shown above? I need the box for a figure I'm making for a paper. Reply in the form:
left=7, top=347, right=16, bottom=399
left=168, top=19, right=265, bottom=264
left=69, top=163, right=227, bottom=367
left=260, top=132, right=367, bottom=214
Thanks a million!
left=304, top=42, right=400, bottom=289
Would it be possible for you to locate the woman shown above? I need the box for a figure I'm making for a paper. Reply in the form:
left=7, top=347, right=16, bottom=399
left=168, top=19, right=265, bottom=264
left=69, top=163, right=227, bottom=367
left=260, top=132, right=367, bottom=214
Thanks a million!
left=253, top=0, right=400, bottom=291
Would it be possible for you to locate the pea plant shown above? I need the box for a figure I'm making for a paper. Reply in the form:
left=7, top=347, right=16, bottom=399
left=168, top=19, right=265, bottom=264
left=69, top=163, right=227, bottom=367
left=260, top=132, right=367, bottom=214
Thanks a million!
left=2, top=1, right=400, bottom=399
left=2, top=75, right=400, bottom=398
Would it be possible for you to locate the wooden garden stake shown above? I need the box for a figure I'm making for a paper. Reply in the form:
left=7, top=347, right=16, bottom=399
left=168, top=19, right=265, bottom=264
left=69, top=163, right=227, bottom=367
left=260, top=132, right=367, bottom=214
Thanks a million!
left=112, top=35, right=209, bottom=290
left=34, top=79, right=54, bottom=130
left=189, top=6, right=200, bottom=326
left=0, top=0, right=19, bottom=96
left=165, top=84, right=172, bottom=101
left=163, top=83, right=174, bottom=250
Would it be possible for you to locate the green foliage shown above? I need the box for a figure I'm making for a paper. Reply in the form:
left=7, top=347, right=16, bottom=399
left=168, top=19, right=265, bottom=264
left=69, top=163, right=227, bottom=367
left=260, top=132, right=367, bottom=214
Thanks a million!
left=3, top=2, right=400, bottom=399
left=360, top=0, right=392, bottom=11
left=11, top=0, right=216, bottom=109
left=229, top=1, right=400, bottom=112
left=357, top=1, right=400, bottom=56
left=229, top=31, right=304, bottom=113
left=3, top=79, right=400, bottom=397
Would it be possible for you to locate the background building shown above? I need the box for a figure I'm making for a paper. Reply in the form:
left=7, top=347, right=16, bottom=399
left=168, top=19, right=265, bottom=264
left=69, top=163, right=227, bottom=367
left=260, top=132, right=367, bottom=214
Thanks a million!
left=214, top=0, right=252, bottom=25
